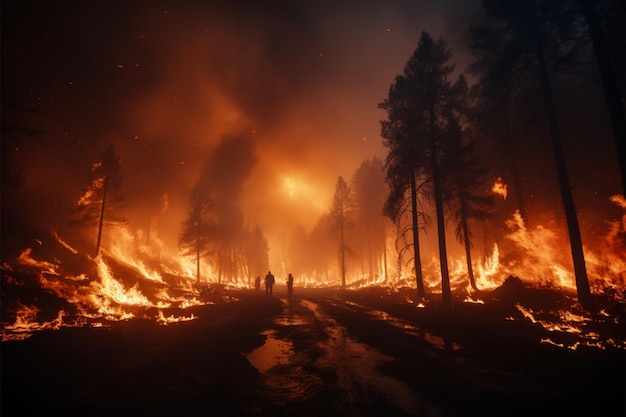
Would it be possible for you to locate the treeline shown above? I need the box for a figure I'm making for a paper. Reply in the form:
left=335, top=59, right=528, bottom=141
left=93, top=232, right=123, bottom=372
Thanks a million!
left=378, top=0, right=624, bottom=310
left=59, top=0, right=623, bottom=311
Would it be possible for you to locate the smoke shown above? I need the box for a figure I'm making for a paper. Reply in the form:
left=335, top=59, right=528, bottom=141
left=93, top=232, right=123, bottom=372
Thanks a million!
left=3, top=0, right=489, bottom=253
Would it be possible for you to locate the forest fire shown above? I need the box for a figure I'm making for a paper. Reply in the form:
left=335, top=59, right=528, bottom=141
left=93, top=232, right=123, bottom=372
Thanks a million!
left=2, top=194, right=624, bottom=346
left=2, top=2, right=624, bottom=415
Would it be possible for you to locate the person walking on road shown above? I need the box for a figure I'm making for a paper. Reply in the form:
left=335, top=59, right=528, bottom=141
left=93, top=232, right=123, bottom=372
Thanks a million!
left=287, top=273, right=294, bottom=297
left=265, top=271, right=275, bottom=296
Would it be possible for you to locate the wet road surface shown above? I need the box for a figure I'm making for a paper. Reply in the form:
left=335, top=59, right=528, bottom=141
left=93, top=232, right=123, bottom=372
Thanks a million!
left=242, top=288, right=624, bottom=417
left=2, top=287, right=623, bottom=417
left=245, top=291, right=430, bottom=416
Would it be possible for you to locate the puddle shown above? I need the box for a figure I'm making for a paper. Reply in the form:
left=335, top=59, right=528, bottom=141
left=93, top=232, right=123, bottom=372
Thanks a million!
left=245, top=329, right=293, bottom=373
left=274, top=304, right=308, bottom=326
left=246, top=299, right=308, bottom=373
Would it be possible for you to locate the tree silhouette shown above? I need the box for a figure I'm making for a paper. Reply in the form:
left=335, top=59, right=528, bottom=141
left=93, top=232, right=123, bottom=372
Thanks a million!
left=477, top=0, right=594, bottom=309
left=179, top=180, right=218, bottom=284
left=379, top=52, right=431, bottom=300
left=180, top=134, right=257, bottom=285
left=71, top=145, right=126, bottom=256
left=351, top=157, right=389, bottom=283
left=442, top=114, right=495, bottom=291
left=308, top=212, right=335, bottom=283
left=579, top=0, right=625, bottom=195
left=243, top=225, right=270, bottom=285
left=468, top=23, right=538, bottom=226
left=329, top=176, right=355, bottom=289
left=381, top=32, right=467, bottom=305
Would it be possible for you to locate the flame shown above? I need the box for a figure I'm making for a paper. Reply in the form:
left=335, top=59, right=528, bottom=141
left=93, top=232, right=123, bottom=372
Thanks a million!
left=501, top=211, right=576, bottom=290
left=476, top=243, right=501, bottom=289
left=18, top=248, right=59, bottom=275
left=156, top=310, right=197, bottom=325
left=492, top=177, right=508, bottom=200
left=106, top=227, right=165, bottom=283
left=1, top=304, right=84, bottom=341
left=77, top=177, right=104, bottom=207
left=94, top=255, right=153, bottom=307
left=514, top=303, right=624, bottom=350
left=2, top=223, right=229, bottom=340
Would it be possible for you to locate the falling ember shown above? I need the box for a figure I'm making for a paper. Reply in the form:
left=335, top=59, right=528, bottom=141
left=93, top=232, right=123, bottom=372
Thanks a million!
left=492, top=177, right=508, bottom=200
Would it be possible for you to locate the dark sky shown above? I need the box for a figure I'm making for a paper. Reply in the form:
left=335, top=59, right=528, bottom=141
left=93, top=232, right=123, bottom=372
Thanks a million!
left=2, top=0, right=489, bottom=248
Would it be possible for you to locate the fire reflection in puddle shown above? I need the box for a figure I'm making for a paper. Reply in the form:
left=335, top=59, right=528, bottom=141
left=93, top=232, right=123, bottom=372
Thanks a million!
left=245, top=329, right=293, bottom=373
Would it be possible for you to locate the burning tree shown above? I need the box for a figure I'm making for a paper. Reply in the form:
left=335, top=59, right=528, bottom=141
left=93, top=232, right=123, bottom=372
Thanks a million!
left=71, top=144, right=126, bottom=256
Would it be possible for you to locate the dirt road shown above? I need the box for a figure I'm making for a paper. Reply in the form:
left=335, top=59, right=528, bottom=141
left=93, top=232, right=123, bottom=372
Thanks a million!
left=2, top=288, right=624, bottom=416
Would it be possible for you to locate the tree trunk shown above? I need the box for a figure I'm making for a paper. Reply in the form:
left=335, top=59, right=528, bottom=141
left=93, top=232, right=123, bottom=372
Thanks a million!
left=196, top=242, right=201, bottom=285
left=95, top=177, right=108, bottom=257
left=531, top=5, right=593, bottom=310
left=410, top=171, right=426, bottom=299
left=382, top=230, right=388, bottom=283
left=367, top=228, right=373, bottom=282
left=461, top=213, right=478, bottom=290
left=580, top=0, right=625, bottom=196
left=340, top=204, right=346, bottom=290
left=429, top=105, right=452, bottom=305
left=195, top=222, right=201, bottom=284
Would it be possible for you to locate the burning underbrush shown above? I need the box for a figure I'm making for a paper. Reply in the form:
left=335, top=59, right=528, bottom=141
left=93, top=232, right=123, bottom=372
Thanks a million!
left=345, top=276, right=625, bottom=352
left=1, top=229, right=227, bottom=341
left=2, top=200, right=625, bottom=349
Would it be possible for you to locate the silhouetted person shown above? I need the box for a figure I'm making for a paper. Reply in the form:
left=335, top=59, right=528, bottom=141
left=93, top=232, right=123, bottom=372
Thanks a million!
left=287, top=273, right=294, bottom=297
left=255, top=276, right=261, bottom=291
left=265, top=271, right=275, bottom=296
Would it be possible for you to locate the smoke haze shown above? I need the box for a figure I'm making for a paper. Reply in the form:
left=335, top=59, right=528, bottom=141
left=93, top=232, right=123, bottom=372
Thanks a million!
left=2, top=0, right=487, bottom=252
